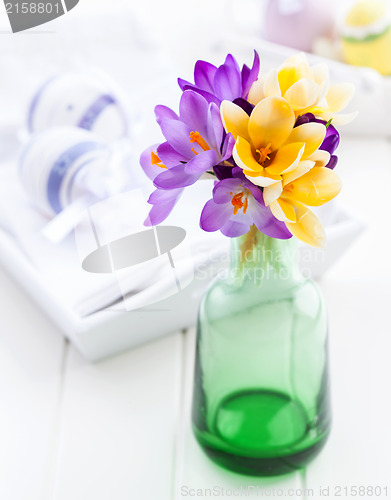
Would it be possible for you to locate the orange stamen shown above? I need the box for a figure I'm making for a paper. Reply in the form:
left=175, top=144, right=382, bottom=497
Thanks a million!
left=151, top=151, right=167, bottom=169
left=243, top=196, right=248, bottom=213
left=231, top=191, right=249, bottom=215
left=190, top=131, right=210, bottom=155
left=256, top=143, right=272, bottom=165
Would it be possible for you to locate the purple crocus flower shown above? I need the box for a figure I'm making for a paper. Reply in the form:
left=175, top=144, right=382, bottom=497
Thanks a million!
left=178, top=51, right=260, bottom=105
left=295, top=113, right=340, bottom=169
left=149, top=90, right=235, bottom=190
left=200, top=168, right=292, bottom=238
left=140, top=90, right=235, bottom=225
left=140, top=143, right=185, bottom=225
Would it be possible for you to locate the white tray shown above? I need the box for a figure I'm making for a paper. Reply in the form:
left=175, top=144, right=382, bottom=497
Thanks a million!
left=0, top=201, right=364, bottom=362
left=0, top=227, right=219, bottom=361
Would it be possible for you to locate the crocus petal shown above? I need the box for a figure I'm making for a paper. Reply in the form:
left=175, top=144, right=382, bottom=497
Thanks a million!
left=179, top=90, right=209, bottom=139
left=285, top=166, right=342, bottom=206
left=206, top=102, right=223, bottom=151
left=154, top=150, right=218, bottom=189
left=242, top=64, right=250, bottom=93
left=327, top=111, right=358, bottom=126
left=294, top=113, right=313, bottom=127
left=144, top=188, right=183, bottom=226
left=245, top=172, right=281, bottom=187
left=232, top=166, right=246, bottom=179
left=147, top=186, right=183, bottom=204
left=178, top=78, right=193, bottom=91
left=282, top=160, right=315, bottom=185
left=306, top=150, right=330, bottom=168
left=270, top=198, right=297, bottom=223
left=200, top=199, right=232, bottom=232
left=145, top=203, right=172, bottom=226
left=241, top=50, right=261, bottom=98
left=181, top=85, right=221, bottom=106
left=185, top=149, right=219, bottom=172
left=263, top=181, right=283, bottom=206
left=153, top=164, right=200, bottom=189
left=245, top=182, right=264, bottom=205
left=311, top=63, right=329, bottom=88
left=311, top=63, right=329, bottom=102
left=221, top=133, right=236, bottom=162
left=233, top=136, right=262, bottom=173
left=220, top=219, right=250, bottom=238
left=194, top=60, right=217, bottom=93
left=154, top=105, right=179, bottom=125
left=224, top=53, right=241, bottom=71
left=283, top=79, right=320, bottom=112
left=248, top=96, right=295, bottom=151
left=140, top=143, right=165, bottom=181
left=326, top=83, right=355, bottom=113
left=284, top=122, right=326, bottom=158
left=214, top=60, right=242, bottom=101
left=233, top=97, right=254, bottom=117
left=283, top=53, right=312, bottom=73
left=220, top=101, right=250, bottom=141
left=213, top=164, right=234, bottom=180
left=285, top=201, right=326, bottom=247
left=157, top=142, right=187, bottom=168
left=278, top=53, right=312, bottom=95
left=321, top=126, right=340, bottom=155
left=266, top=142, right=305, bottom=176
left=160, top=119, right=194, bottom=157
left=248, top=198, right=293, bottom=239
left=263, top=69, right=281, bottom=98
left=326, top=155, right=338, bottom=170
left=248, top=78, right=264, bottom=106
left=184, top=149, right=218, bottom=174
left=213, top=178, right=245, bottom=204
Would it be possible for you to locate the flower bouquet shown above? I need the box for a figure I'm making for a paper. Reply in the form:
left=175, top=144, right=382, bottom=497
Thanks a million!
left=141, top=52, right=355, bottom=476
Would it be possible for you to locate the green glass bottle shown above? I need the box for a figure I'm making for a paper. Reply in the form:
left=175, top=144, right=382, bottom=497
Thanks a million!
left=192, top=227, right=331, bottom=476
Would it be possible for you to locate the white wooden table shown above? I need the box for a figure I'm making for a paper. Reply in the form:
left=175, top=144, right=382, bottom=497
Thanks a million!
left=0, top=137, right=390, bottom=500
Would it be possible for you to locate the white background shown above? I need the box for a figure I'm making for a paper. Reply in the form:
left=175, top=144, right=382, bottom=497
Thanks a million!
left=0, top=1, right=390, bottom=498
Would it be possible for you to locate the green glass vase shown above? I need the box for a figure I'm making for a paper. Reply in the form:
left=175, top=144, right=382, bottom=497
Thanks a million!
left=192, top=227, right=331, bottom=476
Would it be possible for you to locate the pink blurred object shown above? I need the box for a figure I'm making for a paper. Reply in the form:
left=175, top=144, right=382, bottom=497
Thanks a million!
left=262, top=0, right=336, bottom=52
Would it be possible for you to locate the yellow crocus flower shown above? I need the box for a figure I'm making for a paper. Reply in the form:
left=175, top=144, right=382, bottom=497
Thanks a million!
left=221, top=95, right=342, bottom=247
left=248, top=53, right=357, bottom=125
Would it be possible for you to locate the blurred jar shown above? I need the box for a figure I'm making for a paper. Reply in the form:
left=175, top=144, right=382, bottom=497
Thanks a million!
left=341, top=0, right=391, bottom=76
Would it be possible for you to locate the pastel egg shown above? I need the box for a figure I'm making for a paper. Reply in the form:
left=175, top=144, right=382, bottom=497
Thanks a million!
left=19, top=127, right=110, bottom=217
left=262, top=0, right=335, bottom=52
left=341, top=0, right=391, bottom=75
left=27, top=72, right=129, bottom=142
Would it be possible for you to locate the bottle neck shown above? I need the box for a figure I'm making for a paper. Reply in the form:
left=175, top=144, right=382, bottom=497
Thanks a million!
left=229, top=226, right=302, bottom=287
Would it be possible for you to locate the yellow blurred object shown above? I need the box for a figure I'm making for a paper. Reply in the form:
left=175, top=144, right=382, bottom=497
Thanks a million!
left=346, top=0, right=386, bottom=26
left=341, top=0, right=391, bottom=75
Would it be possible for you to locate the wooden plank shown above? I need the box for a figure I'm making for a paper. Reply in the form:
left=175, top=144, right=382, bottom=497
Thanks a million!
left=53, top=332, right=183, bottom=500
left=304, top=139, right=391, bottom=496
left=305, top=276, right=391, bottom=499
left=0, top=266, right=66, bottom=500
left=175, top=328, right=305, bottom=499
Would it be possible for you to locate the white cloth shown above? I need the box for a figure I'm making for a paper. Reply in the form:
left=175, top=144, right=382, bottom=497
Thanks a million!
left=0, top=159, right=228, bottom=317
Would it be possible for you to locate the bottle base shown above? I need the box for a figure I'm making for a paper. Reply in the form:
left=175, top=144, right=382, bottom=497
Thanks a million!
left=193, top=389, right=330, bottom=477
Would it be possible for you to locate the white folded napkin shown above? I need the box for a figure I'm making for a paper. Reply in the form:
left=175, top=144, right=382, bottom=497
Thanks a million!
left=0, top=160, right=228, bottom=316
